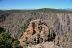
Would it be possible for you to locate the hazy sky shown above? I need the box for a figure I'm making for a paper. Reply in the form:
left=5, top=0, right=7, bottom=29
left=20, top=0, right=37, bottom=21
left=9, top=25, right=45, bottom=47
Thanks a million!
left=0, top=0, right=72, bottom=10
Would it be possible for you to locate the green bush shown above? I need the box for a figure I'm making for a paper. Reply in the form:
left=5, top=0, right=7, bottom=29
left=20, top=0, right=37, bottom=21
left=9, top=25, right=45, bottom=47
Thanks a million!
left=0, top=32, right=13, bottom=48
left=0, top=32, right=21, bottom=48
left=12, top=39, right=20, bottom=48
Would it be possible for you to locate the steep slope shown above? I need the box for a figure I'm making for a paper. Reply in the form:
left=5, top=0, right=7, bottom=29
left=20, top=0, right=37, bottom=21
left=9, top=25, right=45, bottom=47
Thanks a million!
left=19, top=16, right=72, bottom=48
left=0, top=9, right=72, bottom=48
left=19, top=19, right=57, bottom=48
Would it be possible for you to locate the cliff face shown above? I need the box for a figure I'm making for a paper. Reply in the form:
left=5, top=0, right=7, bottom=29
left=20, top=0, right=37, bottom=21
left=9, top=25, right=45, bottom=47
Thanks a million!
left=19, top=19, right=57, bottom=48
left=0, top=11, right=72, bottom=48
left=19, top=13, right=72, bottom=48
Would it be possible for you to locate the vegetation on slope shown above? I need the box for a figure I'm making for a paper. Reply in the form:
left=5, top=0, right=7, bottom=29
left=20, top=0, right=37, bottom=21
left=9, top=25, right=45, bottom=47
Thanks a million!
left=0, top=8, right=72, bottom=13
left=0, top=30, right=21, bottom=48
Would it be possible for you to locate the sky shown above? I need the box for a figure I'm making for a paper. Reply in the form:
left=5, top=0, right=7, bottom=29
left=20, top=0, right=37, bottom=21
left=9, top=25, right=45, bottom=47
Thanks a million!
left=0, top=0, right=72, bottom=10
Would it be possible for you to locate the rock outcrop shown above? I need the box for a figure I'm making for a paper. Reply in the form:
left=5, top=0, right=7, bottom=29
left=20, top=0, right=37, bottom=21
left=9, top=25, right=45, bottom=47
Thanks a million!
left=19, top=19, right=56, bottom=48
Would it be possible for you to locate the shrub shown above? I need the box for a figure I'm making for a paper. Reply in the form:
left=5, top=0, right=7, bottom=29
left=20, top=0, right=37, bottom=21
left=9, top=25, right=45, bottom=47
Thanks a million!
left=0, top=32, right=21, bottom=48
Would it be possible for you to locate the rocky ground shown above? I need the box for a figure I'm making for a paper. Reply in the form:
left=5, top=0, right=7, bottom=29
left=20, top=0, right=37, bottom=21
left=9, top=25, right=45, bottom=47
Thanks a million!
left=27, top=42, right=62, bottom=48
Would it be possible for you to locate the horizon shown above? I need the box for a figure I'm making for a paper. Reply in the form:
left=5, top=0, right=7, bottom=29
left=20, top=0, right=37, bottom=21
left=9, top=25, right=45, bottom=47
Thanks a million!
left=0, top=8, right=67, bottom=10
left=0, top=0, right=72, bottom=10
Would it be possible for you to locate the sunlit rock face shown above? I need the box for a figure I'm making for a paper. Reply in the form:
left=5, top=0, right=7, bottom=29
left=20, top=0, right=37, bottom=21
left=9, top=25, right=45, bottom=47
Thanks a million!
left=0, top=12, right=72, bottom=48
left=19, top=13, right=72, bottom=48
left=19, top=19, right=56, bottom=47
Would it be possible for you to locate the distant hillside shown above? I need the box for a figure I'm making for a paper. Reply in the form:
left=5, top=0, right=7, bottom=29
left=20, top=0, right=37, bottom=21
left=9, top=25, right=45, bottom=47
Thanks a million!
left=0, top=8, right=72, bottom=13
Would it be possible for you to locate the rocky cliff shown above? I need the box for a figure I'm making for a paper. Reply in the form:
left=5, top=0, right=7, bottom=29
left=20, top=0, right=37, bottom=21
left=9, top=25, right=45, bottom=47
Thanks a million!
left=0, top=9, right=72, bottom=48
left=19, top=19, right=57, bottom=48
left=19, top=13, right=72, bottom=48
